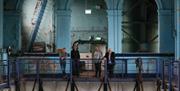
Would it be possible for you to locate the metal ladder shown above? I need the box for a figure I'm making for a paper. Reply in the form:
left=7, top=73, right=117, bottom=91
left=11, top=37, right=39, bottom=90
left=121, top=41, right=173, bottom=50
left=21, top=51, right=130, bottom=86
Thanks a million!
left=28, top=0, right=47, bottom=52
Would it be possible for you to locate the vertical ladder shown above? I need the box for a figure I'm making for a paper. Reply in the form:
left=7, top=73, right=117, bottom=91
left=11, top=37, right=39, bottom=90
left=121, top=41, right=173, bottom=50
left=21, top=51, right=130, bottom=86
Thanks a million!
left=28, top=0, right=47, bottom=52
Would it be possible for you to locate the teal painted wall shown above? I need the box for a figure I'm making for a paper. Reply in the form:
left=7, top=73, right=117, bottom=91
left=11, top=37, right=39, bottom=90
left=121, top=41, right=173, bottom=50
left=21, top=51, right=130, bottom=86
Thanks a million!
left=157, top=0, right=175, bottom=53
left=3, top=11, right=21, bottom=52
left=70, top=0, right=108, bottom=52
left=71, top=0, right=107, bottom=31
left=0, top=0, right=3, bottom=49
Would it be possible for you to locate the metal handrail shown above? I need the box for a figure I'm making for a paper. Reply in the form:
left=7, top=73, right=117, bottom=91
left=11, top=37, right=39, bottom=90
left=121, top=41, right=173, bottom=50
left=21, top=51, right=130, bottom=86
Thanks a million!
left=13, top=56, right=174, bottom=79
left=0, top=59, right=9, bottom=89
left=4, top=55, right=178, bottom=91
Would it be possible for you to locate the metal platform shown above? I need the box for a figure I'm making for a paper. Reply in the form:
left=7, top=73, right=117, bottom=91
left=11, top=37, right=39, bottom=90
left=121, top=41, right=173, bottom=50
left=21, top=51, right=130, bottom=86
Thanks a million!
left=1, top=53, right=179, bottom=91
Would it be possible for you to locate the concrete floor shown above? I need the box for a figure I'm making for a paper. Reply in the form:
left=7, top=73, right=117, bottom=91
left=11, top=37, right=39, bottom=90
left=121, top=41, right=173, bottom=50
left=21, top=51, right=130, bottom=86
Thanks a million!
left=4, top=81, right=158, bottom=91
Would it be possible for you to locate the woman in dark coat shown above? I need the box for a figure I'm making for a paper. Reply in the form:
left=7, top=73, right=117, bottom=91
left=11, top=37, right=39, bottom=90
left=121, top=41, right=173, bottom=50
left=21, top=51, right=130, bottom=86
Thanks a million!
left=71, top=43, right=80, bottom=77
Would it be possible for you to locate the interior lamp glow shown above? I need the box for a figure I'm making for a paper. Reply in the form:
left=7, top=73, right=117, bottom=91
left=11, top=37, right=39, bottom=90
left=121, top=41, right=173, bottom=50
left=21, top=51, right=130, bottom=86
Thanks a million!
left=85, top=9, right=91, bottom=14
left=95, top=37, right=101, bottom=40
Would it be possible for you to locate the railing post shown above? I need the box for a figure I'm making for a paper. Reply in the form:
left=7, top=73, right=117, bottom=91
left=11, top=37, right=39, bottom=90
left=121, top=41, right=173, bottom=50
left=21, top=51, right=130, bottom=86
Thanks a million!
left=156, top=58, right=160, bottom=77
left=104, top=59, right=108, bottom=91
left=70, top=59, right=75, bottom=91
left=121, top=59, right=123, bottom=78
left=162, top=60, right=165, bottom=90
left=178, top=61, right=180, bottom=91
left=16, top=60, right=20, bottom=81
left=36, top=61, right=40, bottom=91
left=125, top=59, right=127, bottom=77
left=7, top=58, right=10, bottom=88
left=15, top=59, right=20, bottom=91
left=168, top=61, right=173, bottom=91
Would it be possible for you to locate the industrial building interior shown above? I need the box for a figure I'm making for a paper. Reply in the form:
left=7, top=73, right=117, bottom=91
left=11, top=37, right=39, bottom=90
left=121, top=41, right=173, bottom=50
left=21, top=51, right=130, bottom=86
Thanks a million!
left=0, top=0, right=180, bottom=91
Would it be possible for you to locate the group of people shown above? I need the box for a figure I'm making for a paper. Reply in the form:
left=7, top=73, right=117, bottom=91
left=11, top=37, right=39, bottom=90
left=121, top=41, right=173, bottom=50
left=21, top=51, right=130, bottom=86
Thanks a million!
left=93, top=47, right=115, bottom=78
left=59, top=43, right=115, bottom=78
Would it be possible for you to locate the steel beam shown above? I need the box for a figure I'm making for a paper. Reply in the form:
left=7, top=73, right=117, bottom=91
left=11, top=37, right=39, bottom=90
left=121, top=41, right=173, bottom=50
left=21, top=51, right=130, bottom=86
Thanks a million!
left=149, top=35, right=158, bottom=43
left=122, top=29, right=140, bottom=45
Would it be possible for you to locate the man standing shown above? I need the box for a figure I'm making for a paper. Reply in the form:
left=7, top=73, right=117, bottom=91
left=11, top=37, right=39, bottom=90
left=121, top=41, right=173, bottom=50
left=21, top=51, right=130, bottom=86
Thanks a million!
left=104, top=48, right=115, bottom=78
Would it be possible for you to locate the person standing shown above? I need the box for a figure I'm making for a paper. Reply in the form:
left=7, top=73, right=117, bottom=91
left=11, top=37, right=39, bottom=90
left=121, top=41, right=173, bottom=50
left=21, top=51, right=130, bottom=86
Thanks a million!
left=71, top=43, right=80, bottom=77
left=104, top=48, right=115, bottom=78
left=59, top=48, right=67, bottom=77
left=93, top=47, right=103, bottom=78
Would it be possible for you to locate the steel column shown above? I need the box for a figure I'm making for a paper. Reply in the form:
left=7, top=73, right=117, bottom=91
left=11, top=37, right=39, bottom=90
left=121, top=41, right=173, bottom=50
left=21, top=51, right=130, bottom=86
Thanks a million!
left=55, top=10, right=71, bottom=52
left=175, top=0, right=180, bottom=59
left=158, top=10, right=175, bottom=53
left=107, top=10, right=122, bottom=53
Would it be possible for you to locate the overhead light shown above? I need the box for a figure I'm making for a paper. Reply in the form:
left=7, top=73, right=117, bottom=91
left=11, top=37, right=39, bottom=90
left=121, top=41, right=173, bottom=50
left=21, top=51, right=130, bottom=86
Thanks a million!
left=85, top=0, right=91, bottom=14
left=95, top=37, right=101, bottom=40
left=85, top=9, right=91, bottom=14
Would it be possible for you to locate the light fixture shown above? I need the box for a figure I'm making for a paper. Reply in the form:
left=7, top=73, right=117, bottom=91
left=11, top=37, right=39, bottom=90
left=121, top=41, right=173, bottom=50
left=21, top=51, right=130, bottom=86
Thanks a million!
left=85, top=9, right=91, bottom=14
left=95, top=37, right=101, bottom=40
left=85, top=0, right=91, bottom=14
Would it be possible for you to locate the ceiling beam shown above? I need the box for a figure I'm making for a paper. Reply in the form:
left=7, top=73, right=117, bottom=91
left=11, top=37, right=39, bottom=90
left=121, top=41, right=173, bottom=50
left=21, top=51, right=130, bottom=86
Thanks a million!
left=116, top=0, right=120, bottom=9
left=65, top=0, right=70, bottom=10
left=15, top=0, right=21, bottom=10
left=155, top=0, right=163, bottom=9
